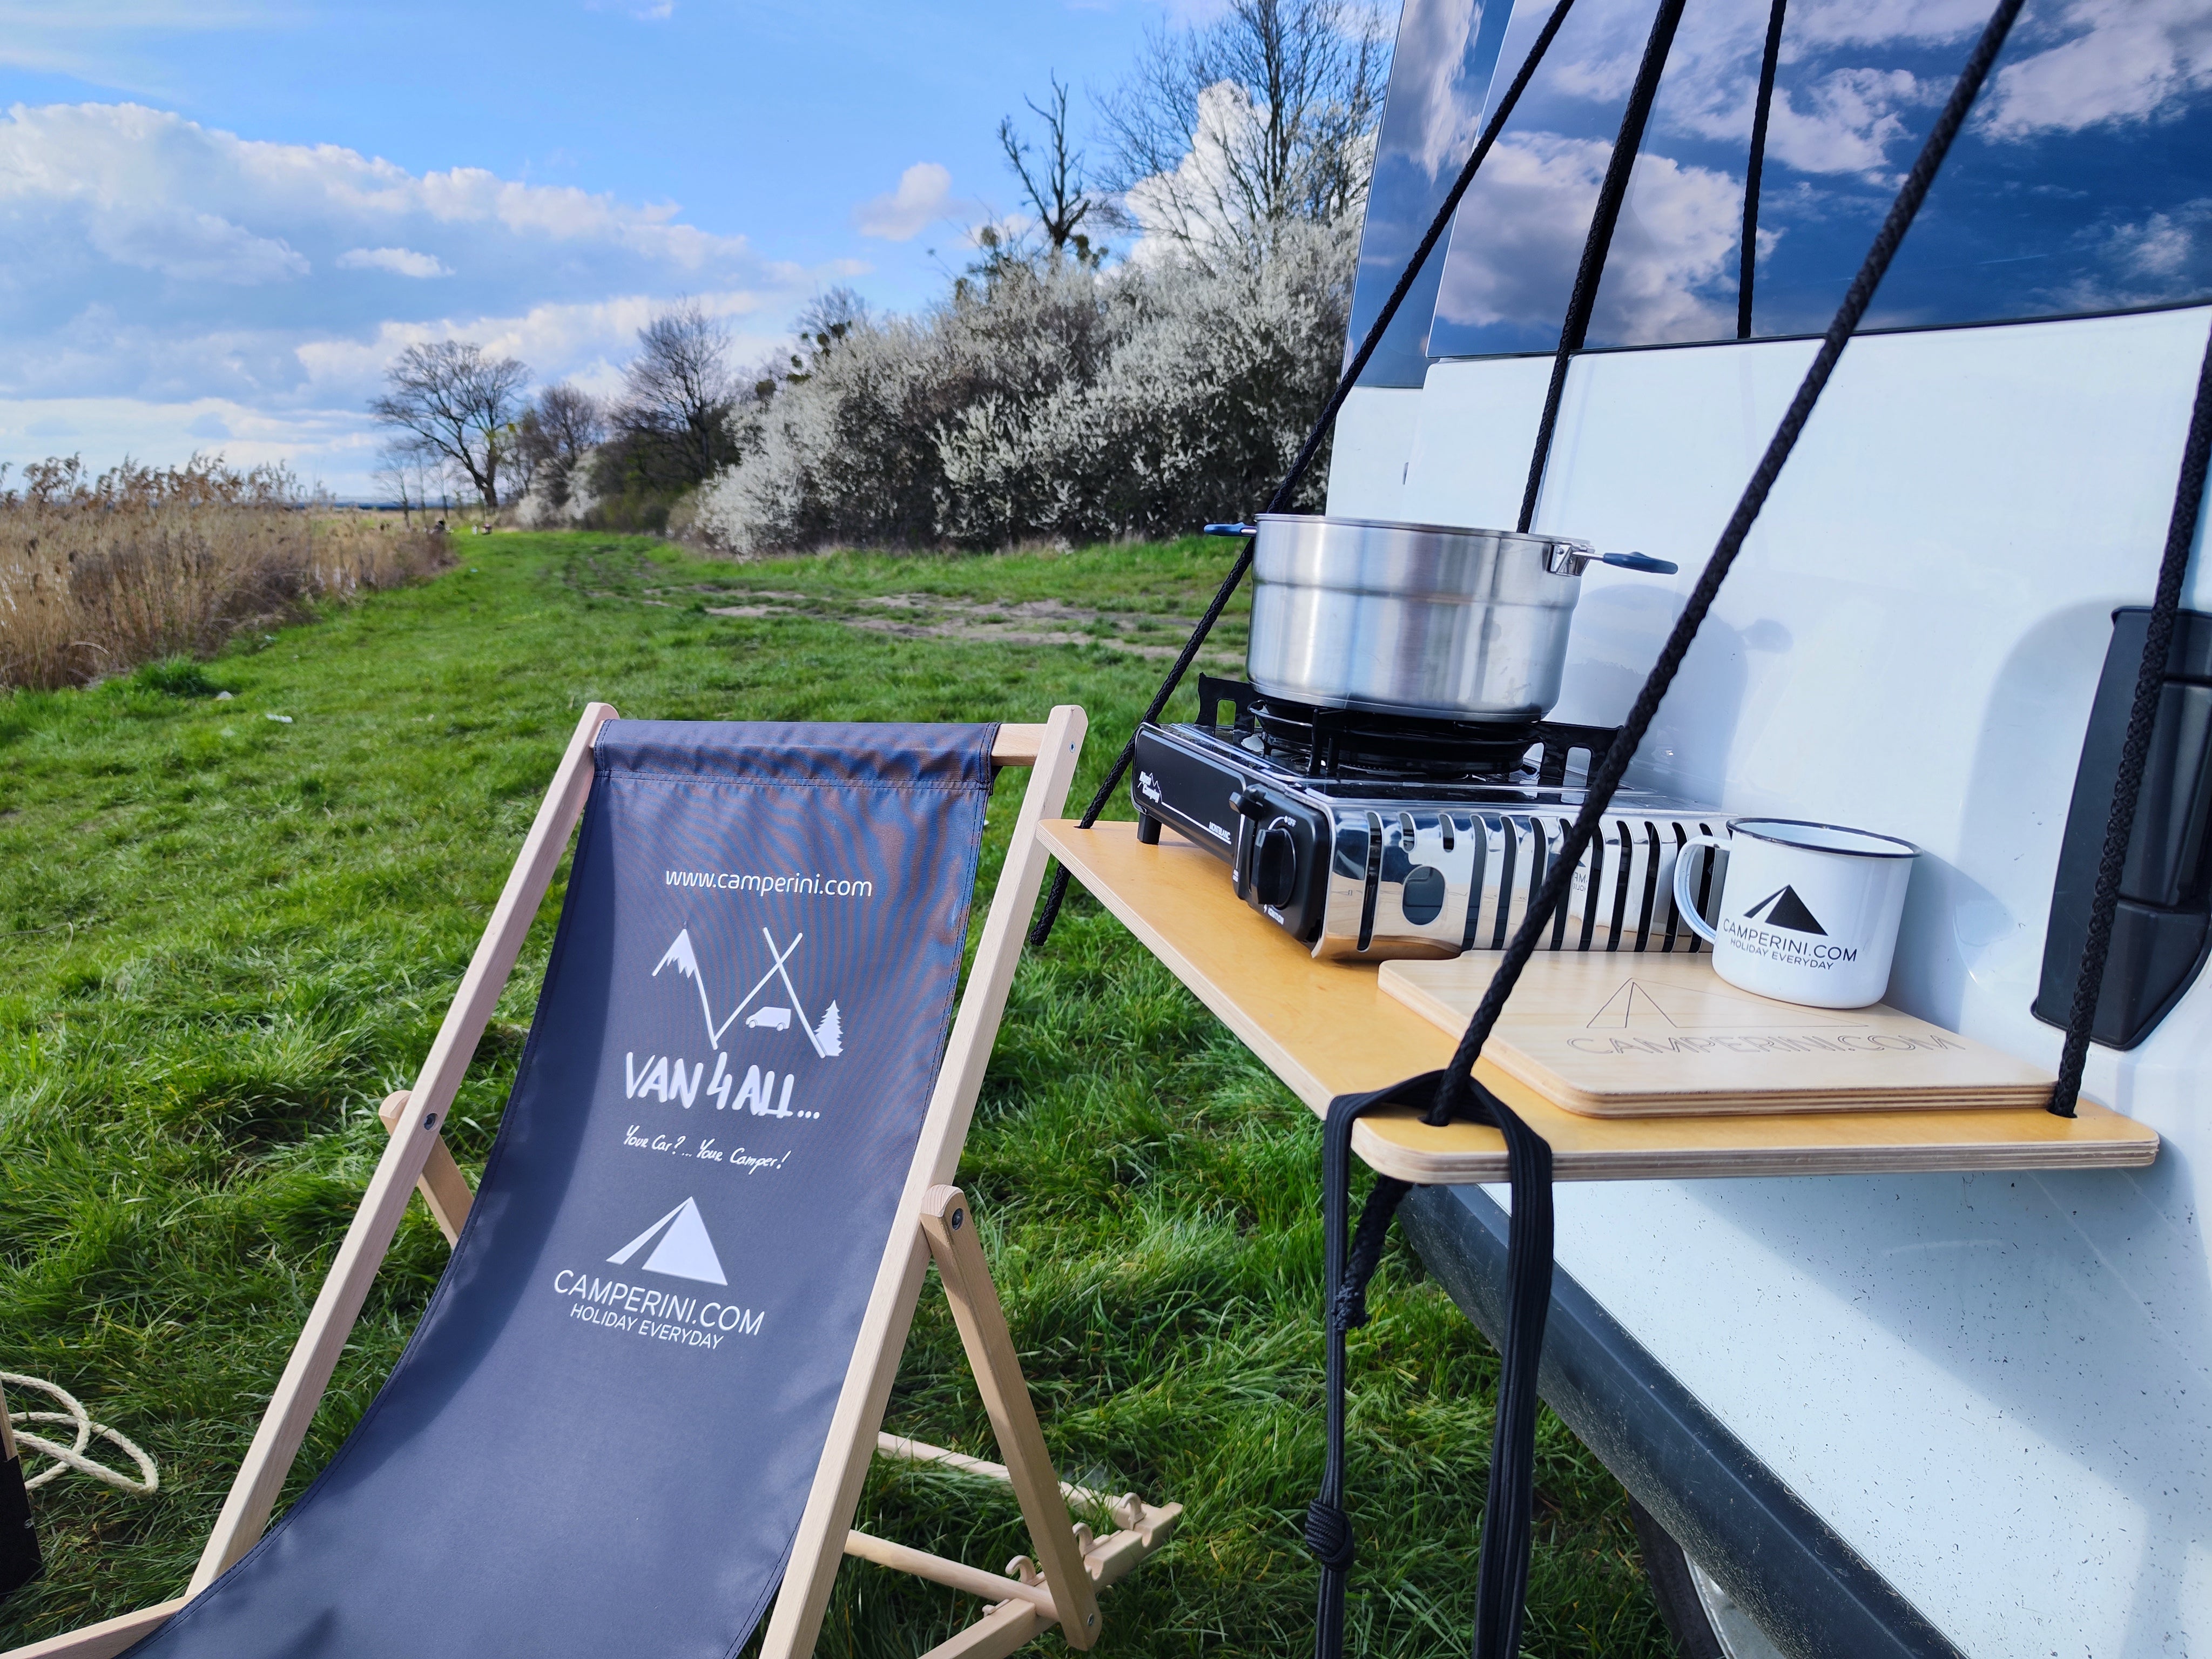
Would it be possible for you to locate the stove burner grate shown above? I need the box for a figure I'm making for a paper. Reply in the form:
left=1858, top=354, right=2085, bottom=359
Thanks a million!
left=1251, top=698, right=1539, bottom=780
left=1195, top=675, right=1619, bottom=787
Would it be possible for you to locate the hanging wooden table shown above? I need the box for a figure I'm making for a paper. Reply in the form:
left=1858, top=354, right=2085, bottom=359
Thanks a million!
left=1037, top=819, right=2159, bottom=1184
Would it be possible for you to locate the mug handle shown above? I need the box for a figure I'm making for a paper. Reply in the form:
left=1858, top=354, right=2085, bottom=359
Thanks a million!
left=1671, top=834, right=1729, bottom=944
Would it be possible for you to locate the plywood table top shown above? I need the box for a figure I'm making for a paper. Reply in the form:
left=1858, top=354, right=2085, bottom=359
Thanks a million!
left=1039, top=819, right=2159, bottom=1185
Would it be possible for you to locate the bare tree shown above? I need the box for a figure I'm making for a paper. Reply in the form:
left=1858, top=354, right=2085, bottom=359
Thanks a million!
left=373, top=442, right=451, bottom=527
left=367, top=340, right=531, bottom=510
left=517, top=382, right=606, bottom=508
left=788, top=287, right=869, bottom=376
left=1100, top=0, right=1389, bottom=268
left=612, top=300, right=737, bottom=485
left=999, top=75, right=1103, bottom=262
left=372, top=458, right=417, bottom=525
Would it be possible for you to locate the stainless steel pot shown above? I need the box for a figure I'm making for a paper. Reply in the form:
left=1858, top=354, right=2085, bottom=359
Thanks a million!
left=1239, top=513, right=1674, bottom=724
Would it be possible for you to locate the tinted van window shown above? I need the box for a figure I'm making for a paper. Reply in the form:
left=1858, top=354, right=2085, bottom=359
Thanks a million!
left=1348, top=0, right=2212, bottom=363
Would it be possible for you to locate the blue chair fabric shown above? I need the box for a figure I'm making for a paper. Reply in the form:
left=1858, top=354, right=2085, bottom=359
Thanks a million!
left=129, top=721, right=999, bottom=1658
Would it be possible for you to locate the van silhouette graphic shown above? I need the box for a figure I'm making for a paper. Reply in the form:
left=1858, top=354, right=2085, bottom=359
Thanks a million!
left=652, top=927, right=845, bottom=1057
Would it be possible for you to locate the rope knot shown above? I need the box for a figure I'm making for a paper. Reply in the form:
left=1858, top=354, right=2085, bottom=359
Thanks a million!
left=1304, top=1499, right=1355, bottom=1571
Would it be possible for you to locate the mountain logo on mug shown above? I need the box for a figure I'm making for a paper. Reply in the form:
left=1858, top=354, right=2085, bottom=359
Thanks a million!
left=1742, top=885, right=1828, bottom=935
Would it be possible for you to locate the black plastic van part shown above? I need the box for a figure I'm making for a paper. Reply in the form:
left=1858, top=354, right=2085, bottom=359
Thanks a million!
left=1399, top=1183, right=1965, bottom=1659
left=2035, top=606, right=2212, bottom=1048
left=0, top=1451, right=39, bottom=1600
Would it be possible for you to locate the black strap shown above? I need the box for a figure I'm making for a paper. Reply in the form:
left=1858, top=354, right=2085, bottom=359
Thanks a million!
left=1311, top=1075, right=1429, bottom=1658
left=1311, top=1072, right=1555, bottom=1659
left=1305, top=4, right=2029, bottom=1653
left=1738, top=0, right=1789, bottom=341
left=1517, top=0, right=1687, bottom=534
left=1027, top=0, right=1584, bottom=950
left=2049, top=321, right=2212, bottom=1113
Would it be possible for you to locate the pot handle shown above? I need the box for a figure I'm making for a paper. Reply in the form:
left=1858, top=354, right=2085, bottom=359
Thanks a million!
left=1203, top=522, right=1258, bottom=537
left=1600, top=551, right=1678, bottom=574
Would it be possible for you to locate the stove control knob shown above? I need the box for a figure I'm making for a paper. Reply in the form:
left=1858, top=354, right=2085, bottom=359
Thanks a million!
left=1229, top=787, right=1277, bottom=821
left=1254, top=820, right=1299, bottom=909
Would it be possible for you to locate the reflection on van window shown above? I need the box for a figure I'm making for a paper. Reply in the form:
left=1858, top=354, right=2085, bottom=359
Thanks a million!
left=1377, top=0, right=2212, bottom=360
left=1347, top=0, right=1515, bottom=385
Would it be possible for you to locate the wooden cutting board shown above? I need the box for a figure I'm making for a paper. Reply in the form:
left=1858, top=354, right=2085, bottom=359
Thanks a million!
left=1378, top=954, right=2055, bottom=1117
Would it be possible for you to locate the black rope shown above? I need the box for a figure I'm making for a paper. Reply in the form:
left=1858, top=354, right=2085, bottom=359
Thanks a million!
left=1027, top=0, right=1583, bottom=949
left=1436, top=0, right=2027, bottom=1134
left=1311, top=4, right=2027, bottom=1655
left=1738, top=0, right=1788, bottom=341
left=2050, top=323, right=2212, bottom=1115
left=1516, top=0, right=1688, bottom=535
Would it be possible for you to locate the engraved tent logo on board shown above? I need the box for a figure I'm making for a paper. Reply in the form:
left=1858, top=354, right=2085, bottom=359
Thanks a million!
left=1740, top=885, right=1827, bottom=935
left=652, top=926, right=844, bottom=1056
left=605, top=1197, right=729, bottom=1285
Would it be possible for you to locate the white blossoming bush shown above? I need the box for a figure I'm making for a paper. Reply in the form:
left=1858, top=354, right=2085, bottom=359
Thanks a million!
left=689, top=217, right=1353, bottom=554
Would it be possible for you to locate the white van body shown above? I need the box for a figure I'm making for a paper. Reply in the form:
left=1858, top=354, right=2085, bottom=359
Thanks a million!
left=1329, top=299, right=2212, bottom=1655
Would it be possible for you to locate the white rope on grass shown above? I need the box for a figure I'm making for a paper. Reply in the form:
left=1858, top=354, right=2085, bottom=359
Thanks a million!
left=2, top=1373, right=158, bottom=1497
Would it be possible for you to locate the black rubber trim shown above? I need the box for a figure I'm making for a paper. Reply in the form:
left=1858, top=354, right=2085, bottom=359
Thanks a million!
left=1398, top=1183, right=1966, bottom=1659
left=1427, top=293, right=2212, bottom=366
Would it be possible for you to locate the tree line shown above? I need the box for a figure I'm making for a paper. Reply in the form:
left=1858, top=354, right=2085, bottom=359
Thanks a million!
left=368, top=298, right=749, bottom=531
left=370, top=0, right=1388, bottom=545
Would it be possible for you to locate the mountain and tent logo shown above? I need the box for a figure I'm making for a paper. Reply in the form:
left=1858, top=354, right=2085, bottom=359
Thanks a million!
left=606, top=1197, right=728, bottom=1285
left=652, top=926, right=843, bottom=1057
left=1739, top=885, right=1827, bottom=935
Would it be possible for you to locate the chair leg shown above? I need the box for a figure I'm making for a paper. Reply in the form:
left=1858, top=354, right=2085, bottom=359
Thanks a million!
left=918, top=1186, right=1103, bottom=1649
left=835, top=1190, right=1184, bottom=1659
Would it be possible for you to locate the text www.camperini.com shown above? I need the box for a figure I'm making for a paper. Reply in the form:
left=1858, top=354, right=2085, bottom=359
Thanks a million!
left=663, top=870, right=874, bottom=897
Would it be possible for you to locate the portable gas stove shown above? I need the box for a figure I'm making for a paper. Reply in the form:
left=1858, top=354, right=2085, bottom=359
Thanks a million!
left=1130, top=678, right=1726, bottom=960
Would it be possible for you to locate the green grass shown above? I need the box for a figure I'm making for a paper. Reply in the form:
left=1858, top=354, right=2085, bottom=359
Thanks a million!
left=0, top=531, right=1670, bottom=1656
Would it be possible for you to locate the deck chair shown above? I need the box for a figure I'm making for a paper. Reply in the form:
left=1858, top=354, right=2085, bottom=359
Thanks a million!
left=9, top=703, right=1176, bottom=1659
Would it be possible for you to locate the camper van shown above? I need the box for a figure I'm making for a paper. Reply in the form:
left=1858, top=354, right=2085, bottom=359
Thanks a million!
left=1327, top=2, right=2212, bottom=1654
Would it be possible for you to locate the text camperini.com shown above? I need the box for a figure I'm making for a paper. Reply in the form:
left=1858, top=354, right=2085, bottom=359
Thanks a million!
left=664, top=869, right=873, bottom=897
left=552, top=1269, right=764, bottom=1350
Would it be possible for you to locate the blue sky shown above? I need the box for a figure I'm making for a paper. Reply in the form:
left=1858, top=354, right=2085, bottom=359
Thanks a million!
left=0, top=0, right=1198, bottom=496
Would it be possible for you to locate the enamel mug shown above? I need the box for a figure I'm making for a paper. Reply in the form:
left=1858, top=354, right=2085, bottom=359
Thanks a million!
left=1671, top=819, right=1919, bottom=1008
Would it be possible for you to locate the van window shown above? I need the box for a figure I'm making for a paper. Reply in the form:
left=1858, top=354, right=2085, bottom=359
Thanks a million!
left=1352, top=0, right=2212, bottom=370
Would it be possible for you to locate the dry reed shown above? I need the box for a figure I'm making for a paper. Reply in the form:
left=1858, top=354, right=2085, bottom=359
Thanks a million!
left=0, top=456, right=451, bottom=691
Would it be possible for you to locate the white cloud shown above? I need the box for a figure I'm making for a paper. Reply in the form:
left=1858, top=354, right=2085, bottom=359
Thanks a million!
left=90, top=205, right=310, bottom=284
left=1382, top=0, right=1480, bottom=180
left=1586, top=0, right=1952, bottom=184
left=852, top=162, right=959, bottom=241
left=1630, top=0, right=2212, bottom=178
left=337, top=246, right=452, bottom=278
left=1979, top=0, right=2212, bottom=139
left=1433, top=133, right=1739, bottom=345
left=0, top=100, right=833, bottom=495
left=2040, top=197, right=2212, bottom=312
left=1785, top=0, right=1992, bottom=50
left=1765, top=66, right=1931, bottom=176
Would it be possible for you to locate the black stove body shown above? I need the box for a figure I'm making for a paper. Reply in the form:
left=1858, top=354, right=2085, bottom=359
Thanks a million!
left=1131, top=679, right=1725, bottom=961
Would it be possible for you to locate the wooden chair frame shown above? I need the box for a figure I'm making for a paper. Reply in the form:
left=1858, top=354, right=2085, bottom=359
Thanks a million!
left=6, top=702, right=1177, bottom=1659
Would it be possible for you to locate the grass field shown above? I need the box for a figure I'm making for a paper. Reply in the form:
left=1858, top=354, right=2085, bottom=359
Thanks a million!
left=0, top=531, right=1671, bottom=1656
